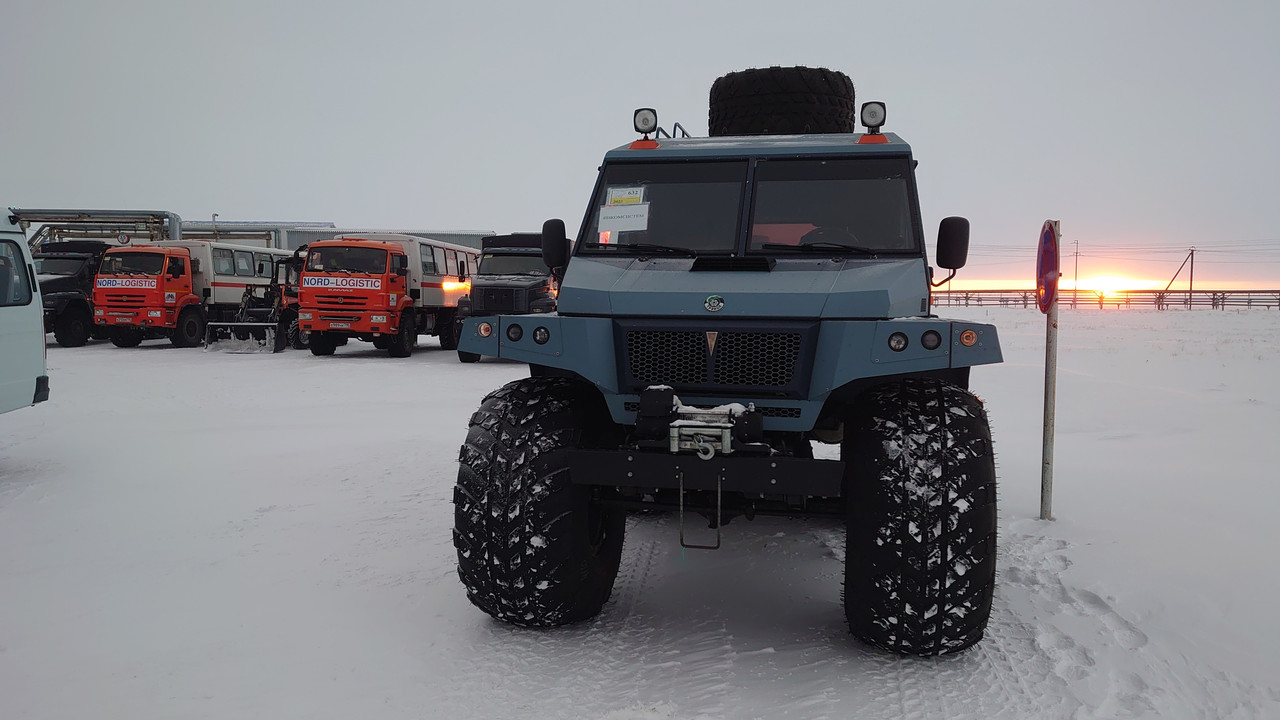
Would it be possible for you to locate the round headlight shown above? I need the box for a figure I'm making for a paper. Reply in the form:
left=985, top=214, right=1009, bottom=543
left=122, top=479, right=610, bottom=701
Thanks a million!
left=888, top=332, right=908, bottom=352
left=533, top=326, right=550, bottom=345
left=921, top=330, right=942, bottom=351
left=477, top=322, right=493, bottom=338
left=506, top=323, right=523, bottom=342
left=959, top=329, right=978, bottom=347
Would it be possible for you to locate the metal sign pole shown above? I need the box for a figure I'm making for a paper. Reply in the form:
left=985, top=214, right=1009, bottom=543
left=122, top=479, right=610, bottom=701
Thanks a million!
left=1040, top=290, right=1058, bottom=520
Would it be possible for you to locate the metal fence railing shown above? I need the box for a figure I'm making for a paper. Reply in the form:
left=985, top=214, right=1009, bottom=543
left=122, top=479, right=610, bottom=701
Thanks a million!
left=932, top=289, right=1280, bottom=310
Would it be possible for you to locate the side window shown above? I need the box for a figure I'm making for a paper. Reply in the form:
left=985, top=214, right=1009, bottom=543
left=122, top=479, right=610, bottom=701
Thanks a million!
left=167, top=256, right=185, bottom=277
left=445, top=250, right=458, bottom=277
left=213, top=248, right=235, bottom=275
left=254, top=253, right=272, bottom=277
left=432, top=247, right=446, bottom=275
left=420, top=244, right=436, bottom=274
left=0, top=240, right=33, bottom=306
left=234, top=251, right=255, bottom=276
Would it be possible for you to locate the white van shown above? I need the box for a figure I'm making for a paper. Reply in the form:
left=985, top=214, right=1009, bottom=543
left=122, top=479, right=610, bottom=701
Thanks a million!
left=1, top=211, right=49, bottom=415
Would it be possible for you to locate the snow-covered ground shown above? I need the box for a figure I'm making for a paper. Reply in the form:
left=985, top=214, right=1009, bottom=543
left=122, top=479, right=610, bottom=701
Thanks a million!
left=2, top=307, right=1278, bottom=719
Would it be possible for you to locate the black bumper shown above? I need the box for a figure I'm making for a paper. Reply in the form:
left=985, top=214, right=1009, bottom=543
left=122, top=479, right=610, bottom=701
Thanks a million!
left=567, top=449, right=844, bottom=497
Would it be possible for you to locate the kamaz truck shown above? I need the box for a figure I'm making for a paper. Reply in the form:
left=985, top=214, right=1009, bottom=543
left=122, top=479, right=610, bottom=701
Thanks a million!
left=452, top=67, right=1002, bottom=656
left=297, top=233, right=478, bottom=357
left=455, top=233, right=557, bottom=362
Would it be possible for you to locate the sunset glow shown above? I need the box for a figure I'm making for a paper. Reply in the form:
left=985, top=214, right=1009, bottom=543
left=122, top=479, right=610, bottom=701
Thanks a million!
left=1072, top=275, right=1162, bottom=295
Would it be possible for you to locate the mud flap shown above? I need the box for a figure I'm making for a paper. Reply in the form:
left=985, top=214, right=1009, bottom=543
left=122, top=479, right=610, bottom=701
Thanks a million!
left=678, top=470, right=722, bottom=550
left=204, top=322, right=279, bottom=353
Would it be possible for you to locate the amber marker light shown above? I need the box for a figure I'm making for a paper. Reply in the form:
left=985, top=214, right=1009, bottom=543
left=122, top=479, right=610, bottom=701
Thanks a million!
left=959, top=329, right=978, bottom=347
left=477, top=322, right=493, bottom=338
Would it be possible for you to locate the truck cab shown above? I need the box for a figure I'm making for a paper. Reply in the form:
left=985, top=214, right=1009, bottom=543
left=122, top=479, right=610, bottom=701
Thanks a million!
left=1, top=211, right=49, bottom=415
left=33, top=239, right=112, bottom=346
left=92, top=245, right=200, bottom=347
left=455, top=233, right=556, bottom=362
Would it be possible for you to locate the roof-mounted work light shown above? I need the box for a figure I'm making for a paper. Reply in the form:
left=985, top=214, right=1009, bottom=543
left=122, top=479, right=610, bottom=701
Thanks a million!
left=634, top=108, right=658, bottom=136
left=861, top=102, right=886, bottom=133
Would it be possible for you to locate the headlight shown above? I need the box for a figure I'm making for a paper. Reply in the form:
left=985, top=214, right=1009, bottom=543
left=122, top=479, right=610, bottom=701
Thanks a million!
left=477, top=322, right=493, bottom=337
left=371, top=314, right=388, bottom=323
left=634, top=108, right=657, bottom=134
left=148, top=310, right=162, bottom=318
left=506, top=323, right=523, bottom=342
left=533, top=326, right=550, bottom=345
left=921, top=330, right=942, bottom=351
left=298, top=312, right=312, bottom=320
left=960, top=329, right=978, bottom=347
left=95, top=309, right=104, bottom=316
left=887, top=332, right=908, bottom=352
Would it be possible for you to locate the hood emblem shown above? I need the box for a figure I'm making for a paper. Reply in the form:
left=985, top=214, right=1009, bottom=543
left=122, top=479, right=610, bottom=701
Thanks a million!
left=706, top=331, right=719, bottom=354
left=704, top=295, right=725, bottom=312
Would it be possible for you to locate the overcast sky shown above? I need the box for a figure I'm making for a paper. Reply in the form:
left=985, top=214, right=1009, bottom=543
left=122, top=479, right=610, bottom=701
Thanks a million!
left=5, top=0, right=1278, bottom=287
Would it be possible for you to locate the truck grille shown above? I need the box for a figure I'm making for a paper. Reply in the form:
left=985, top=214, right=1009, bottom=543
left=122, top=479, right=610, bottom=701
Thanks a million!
left=619, top=320, right=816, bottom=397
left=314, top=294, right=370, bottom=309
left=102, top=293, right=147, bottom=307
left=474, top=288, right=525, bottom=314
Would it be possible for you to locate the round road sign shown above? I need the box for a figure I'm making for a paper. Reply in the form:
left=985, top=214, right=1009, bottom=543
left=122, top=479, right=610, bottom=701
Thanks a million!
left=1036, top=220, right=1059, bottom=313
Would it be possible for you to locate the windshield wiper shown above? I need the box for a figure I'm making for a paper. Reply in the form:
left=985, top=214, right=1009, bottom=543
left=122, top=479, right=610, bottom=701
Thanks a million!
left=761, top=241, right=878, bottom=257
left=583, top=242, right=698, bottom=258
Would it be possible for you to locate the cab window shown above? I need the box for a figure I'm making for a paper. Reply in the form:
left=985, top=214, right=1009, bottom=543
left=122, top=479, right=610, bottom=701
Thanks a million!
left=234, top=251, right=255, bottom=276
left=0, top=240, right=33, bottom=306
left=420, top=244, right=437, bottom=274
left=445, top=250, right=458, bottom=276
left=254, top=253, right=273, bottom=277
left=167, top=256, right=185, bottom=277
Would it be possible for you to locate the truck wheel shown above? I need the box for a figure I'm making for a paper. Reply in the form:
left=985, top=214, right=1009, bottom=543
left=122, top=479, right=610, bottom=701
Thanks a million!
left=842, top=378, right=997, bottom=656
left=53, top=307, right=92, bottom=347
left=108, top=327, right=144, bottom=348
left=709, top=66, right=857, bottom=137
left=457, top=350, right=480, bottom=363
left=309, top=331, right=336, bottom=356
left=388, top=309, right=416, bottom=357
left=454, top=377, right=625, bottom=627
left=292, top=323, right=310, bottom=350
left=436, top=311, right=459, bottom=351
left=171, top=308, right=206, bottom=348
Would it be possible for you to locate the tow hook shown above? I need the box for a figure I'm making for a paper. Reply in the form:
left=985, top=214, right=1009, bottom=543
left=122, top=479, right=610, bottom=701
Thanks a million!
left=695, top=441, right=716, bottom=460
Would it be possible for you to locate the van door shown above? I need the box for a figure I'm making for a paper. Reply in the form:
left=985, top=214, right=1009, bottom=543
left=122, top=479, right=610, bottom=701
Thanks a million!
left=0, top=228, right=48, bottom=415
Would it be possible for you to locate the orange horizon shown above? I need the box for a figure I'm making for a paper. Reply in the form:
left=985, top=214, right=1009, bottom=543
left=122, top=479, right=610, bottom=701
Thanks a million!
left=942, top=277, right=1278, bottom=292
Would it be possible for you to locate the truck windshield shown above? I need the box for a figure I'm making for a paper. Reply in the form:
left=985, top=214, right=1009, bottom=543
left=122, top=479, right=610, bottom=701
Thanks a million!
left=35, top=257, right=87, bottom=275
left=479, top=254, right=547, bottom=275
left=307, top=246, right=387, bottom=274
left=100, top=252, right=165, bottom=275
left=747, top=157, right=919, bottom=254
left=581, top=161, right=747, bottom=255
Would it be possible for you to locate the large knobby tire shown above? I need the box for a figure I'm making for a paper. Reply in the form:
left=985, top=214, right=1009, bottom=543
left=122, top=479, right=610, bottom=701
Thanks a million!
left=842, top=378, right=997, bottom=656
left=388, top=309, right=416, bottom=358
left=108, top=326, right=144, bottom=348
left=454, top=377, right=625, bottom=627
left=308, top=331, right=336, bottom=356
left=171, top=308, right=205, bottom=348
left=53, top=307, right=93, bottom=347
left=709, top=66, right=857, bottom=137
left=437, top=310, right=459, bottom=351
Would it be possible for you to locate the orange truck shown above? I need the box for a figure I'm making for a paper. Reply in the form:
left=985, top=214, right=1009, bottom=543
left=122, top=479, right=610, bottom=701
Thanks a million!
left=297, top=233, right=479, bottom=357
left=92, top=240, right=290, bottom=347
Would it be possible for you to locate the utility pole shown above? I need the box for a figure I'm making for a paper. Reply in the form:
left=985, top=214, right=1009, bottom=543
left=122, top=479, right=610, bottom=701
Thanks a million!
left=1188, top=247, right=1195, bottom=308
left=1072, top=237, right=1079, bottom=308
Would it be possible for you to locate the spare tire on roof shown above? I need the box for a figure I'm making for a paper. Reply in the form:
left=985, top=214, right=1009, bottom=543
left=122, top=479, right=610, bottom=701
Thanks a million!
left=709, top=66, right=857, bottom=137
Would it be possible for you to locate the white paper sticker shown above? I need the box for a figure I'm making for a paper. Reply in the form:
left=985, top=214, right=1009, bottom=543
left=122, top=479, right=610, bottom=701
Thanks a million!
left=599, top=203, right=650, bottom=233
left=606, top=187, right=645, bottom=206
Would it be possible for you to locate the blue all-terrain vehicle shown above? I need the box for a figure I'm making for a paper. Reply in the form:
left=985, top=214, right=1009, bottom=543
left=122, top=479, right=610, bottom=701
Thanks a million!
left=453, top=67, right=1002, bottom=656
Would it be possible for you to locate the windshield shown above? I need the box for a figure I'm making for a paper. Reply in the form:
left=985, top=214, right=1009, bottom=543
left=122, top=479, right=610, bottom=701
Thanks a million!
left=747, top=157, right=919, bottom=253
left=35, top=256, right=88, bottom=275
left=581, top=161, right=747, bottom=255
left=479, top=254, right=547, bottom=276
left=100, top=252, right=165, bottom=275
left=307, top=246, right=388, bottom=274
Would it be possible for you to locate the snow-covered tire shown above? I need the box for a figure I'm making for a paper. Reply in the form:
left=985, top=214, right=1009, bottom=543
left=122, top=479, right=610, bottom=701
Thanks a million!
left=453, top=377, right=625, bottom=627
left=53, top=307, right=92, bottom=347
left=709, top=66, right=857, bottom=137
left=108, top=326, right=144, bottom=348
left=388, top=309, right=416, bottom=357
left=170, top=307, right=205, bottom=348
left=842, top=378, right=997, bottom=656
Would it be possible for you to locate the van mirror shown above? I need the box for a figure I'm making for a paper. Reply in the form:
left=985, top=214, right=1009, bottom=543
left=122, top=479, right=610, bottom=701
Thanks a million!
left=542, top=219, right=569, bottom=276
left=458, top=260, right=469, bottom=280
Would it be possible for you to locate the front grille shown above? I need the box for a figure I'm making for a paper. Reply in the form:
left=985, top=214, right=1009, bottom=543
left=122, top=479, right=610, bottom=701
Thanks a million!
left=620, top=320, right=815, bottom=396
left=103, top=293, right=147, bottom=306
left=474, top=288, right=524, bottom=314
left=315, top=294, right=369, bottom=309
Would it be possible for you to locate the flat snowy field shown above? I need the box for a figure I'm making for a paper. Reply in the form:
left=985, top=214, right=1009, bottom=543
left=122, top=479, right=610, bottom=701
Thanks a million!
left=2, top=306, right=1278, bottom=719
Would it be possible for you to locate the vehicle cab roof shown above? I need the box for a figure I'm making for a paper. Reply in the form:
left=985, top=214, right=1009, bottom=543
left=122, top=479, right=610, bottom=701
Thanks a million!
left=603, top=132, right=911, bottom=161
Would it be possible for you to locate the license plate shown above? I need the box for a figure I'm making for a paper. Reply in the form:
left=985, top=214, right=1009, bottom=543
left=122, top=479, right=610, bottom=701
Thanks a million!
left=329, top=322, right=350, bottom=329
left=114, top=317, right=133, bottom=323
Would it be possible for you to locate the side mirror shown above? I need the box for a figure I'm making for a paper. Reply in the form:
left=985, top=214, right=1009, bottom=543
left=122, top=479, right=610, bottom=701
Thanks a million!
left=257, top=262, right=266, bottom=275
left=458, top=260, right=469, bottom=281
left=935, top=217, right=970, bottom=270
left=541, top=218, right=570, bottom=277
